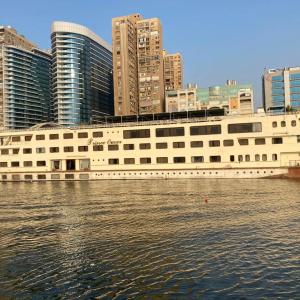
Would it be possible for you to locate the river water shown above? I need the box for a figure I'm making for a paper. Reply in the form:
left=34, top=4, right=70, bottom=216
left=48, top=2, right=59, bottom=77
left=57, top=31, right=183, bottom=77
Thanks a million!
left=0, top=179, right=299, bottom=299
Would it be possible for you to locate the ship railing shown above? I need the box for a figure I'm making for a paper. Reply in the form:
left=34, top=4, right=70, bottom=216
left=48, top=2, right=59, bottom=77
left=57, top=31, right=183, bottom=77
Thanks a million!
left=289, top=160, right=300, bottom=167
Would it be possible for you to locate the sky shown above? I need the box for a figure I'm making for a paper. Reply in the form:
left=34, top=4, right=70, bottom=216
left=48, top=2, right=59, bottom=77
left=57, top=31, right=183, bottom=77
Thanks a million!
left=1, top=0, right=300, bottom=108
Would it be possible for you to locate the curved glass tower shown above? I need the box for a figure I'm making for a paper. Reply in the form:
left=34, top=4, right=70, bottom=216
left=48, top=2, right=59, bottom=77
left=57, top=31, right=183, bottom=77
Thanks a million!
left=51, top=21, right=113, bottom=126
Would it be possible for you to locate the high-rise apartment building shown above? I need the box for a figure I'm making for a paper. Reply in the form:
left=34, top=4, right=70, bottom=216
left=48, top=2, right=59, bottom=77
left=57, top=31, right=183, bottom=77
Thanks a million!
left=163, top=51, right=183, bottom=91
left=0, top=26, right=52, bottom=129
left=137, top=18, right=165, bottom=114
left=112, top=14, right=143, bottom=116
left=263, top=67, right=300, bottom=113
left=51, top=21, right=114, bottom=126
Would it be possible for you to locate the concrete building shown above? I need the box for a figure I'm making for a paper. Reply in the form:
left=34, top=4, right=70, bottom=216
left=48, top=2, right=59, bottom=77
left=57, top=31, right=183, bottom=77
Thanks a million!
left=51, top=21, right=114, bottom=126
left=263, top=67, right=300, bottom=113
left=165, top=87, right=197, bottom=112
left=0, top=26, right=52, bottom=129
left=163, top=51, right=183, bottom=91
left=112, top=14, right=143, bottom=116
left=137, top=18, right=165, bottom=114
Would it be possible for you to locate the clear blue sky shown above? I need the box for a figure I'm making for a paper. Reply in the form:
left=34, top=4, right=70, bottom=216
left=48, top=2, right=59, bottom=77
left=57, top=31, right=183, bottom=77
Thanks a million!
left=1, top=0, right=300, bottom=107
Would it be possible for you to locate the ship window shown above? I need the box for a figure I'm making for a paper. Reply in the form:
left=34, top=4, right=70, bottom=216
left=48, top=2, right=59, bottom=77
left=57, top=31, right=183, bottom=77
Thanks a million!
left=262, top=154, right=267, bottom=161
left=65, top=174, right=74, bottom=180
left=51, top=174, right=60, bottom=180
left=230, top=155, right=235, bottom=162
left=190, top=141, right=203, bottom=148
left=49, top=134, right=59, bottom=140
left=66, top=159, right=76, bottom=170
left=124, top=129, right=150, bottom=139
left=156, top=127, right=184, bottom=137
left=1, top=149, right=9, bottom=155
left=108, top=144, right=119, bottom=151
left=0, top=162, right=8, bottom=167
left=223, top=139, right=234, bottom=146
left=37, top=161, right=46, bottom=167
left=272, top=154, right=278, bottom=161
left=297, top=136, right=300, bottom=143
left=281, top=121, right=286, bottom=127
left=156, top=157, right=168, bottom=164
left=37, top=175, right=46, bottom=180
left=124, top=144, right=135, bottom=150
left=255, top=138, right=266, bottom=145
left=245, top=155, right=250, bottom=161
left=24, top=175, right=33, bottom=180
left=191, top=156, right=204, bottom=163
left=36, top=135, right=45, bottom=140
left=64, top=146, right=74, bottom=152
left=13, top=149, right=19, bottom=154
left=190, top=125, right=221, bottom=135
left=93, top=145, right=103, bottom=151
left=228, top=122, right=262, bottom=133
left=272, top=121, right=277, bottom=128
left=255, top=154, right=260, bottom=161
left=93, top=131, right=103, bottom=138
left=23, top=148, right=32, bottom=154
left=139, top=143, right=151, bottom=150
left=50, top=147, right=59, bottom=153
left=238, top=139, right=249, bottom=146
left=173, top=142, right=185, bottom=148
left=63, top=133, right=73, bottom=139
left=79, top=174, right=89, bottom=180
left=11, top=161, right=20, bottom=167
left=291, top=120, right=296, bottom=127
left=173, top=157, right=185, bottom=163
left=51, top=160, right=61, bottom=170
left=12, top=136, right=21, bottom=142
left=78, top=132, right=88, bottom=138
left=210, top=156, right=221, bottom=162
left=272, top=137, right=282, bottom=144
left=79, top=159, right=90, bottom=170
left=209, top=140, right=220, bottom=147
left=238, top=155, right=243, bottom=162
left=140, top=157, right=151, bottom=164
left=2, top=175, right=7, bottom=180
left=78, top=146, right=89, bottom=152
left=25, top=136, right=32, bottom=141
left=23, top=161, right=32, bottom=167
left=36, top=147, right=46, bottom=153
left=108, top=159, right=119, bottom=165
left=156, top=142, right=168, bottom=149
left=124, top=158, right=135, bottom=164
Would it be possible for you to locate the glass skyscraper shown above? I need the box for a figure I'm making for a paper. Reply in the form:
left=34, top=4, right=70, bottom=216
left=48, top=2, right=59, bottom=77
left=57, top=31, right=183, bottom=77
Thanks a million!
left=51, top=21, right=114, bottom=126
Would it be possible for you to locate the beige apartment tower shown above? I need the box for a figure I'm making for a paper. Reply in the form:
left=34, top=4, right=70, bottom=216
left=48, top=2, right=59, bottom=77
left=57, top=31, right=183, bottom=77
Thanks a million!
left=112, top=14, right=143, bottom=116
left=163, top=51, right=183, bottom=91
left=137, top=18, right=165, bottom=114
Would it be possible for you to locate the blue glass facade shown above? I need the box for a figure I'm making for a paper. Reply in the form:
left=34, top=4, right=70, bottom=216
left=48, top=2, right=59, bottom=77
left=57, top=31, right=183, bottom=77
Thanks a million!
left=3, top=47, right=51, bottom=129
left=51, top=23, right=113, bottom=126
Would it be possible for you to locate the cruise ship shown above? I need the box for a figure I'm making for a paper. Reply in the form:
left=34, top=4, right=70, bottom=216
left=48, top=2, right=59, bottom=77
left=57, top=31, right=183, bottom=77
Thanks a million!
left=0, top=110, right=300, bottom=181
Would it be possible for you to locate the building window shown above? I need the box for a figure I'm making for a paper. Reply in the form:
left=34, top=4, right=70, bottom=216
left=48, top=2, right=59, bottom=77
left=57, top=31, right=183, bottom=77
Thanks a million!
left=78, top=146, right=89, bottom=152
left=36, top=147, right=46, bottom=153
left=173, top=142, right=185, bottom=148
left=228, top=122, right=262, bottom=134
left=78, top=132, right=88, bottom=138
left=25, top=136, right=32, bottom=141
left=37, top=161, right=46, bottom=167
left=23, top=148, right=32, bottom=154
left=93, top=131, right=103, bottom=138
left=50, top=147, right=59, bottom=153
left=0, top=162, right=8, bottom=167
left=245, top=155, right=250, bottom=162
left=93, top=145, right=103, bottom=151
left=64, top=146, right=74, bottom=152
left=124, top=144, right=135, bottom=150
left=124, top=129, right=150, bottom=139
left=238, top=139, right=249, bottom=146
left=262, top=154, right=267, bottom=161
left=24, top=161, right=32, bottom=167
left=36, top=135, right=45, bottom=140
left=291, top=120, right=296, bottom=127
left=108, top=144, right=119, bottom=151
left=79, top=159, right=90, bottom=170
left=63, top=133, right=73, bottom=139
left=156, top=127, right=184, bottom=137
left=11, top=161, right=20, bottom=167
left=255, top=154, right=260, bottom=161
left=281, top=121, right=286, bottom=127
left=49, top=134, right=59, bottom=140
left=139, top=143, right=151, bottom=150
left=272, top=137, right=283, bottom=144
left=156, top=142, right=168, bottom=149
left=209, top=140, right=220, bottom=147
left=210, top=156, right=221, bottom=162
left=108, top=159, right=119, bottom=165
left=156, top=157, right=168, bottom=164
left=230, top=155, right=235, bottom=162
left=190, top=141, right=203, bottom=148
left=174, top=157, right=185, bottom=163
left=223, top=139, right=234, bottom=146
left=12, top=136, right=21, bottom=142
left=124, top=158, right=135, bottom=164
left=255, top=138, right=266, bottom=145
left=191, top=156, right=204, bottom=163
left=272, top=121, right=277, bottom=128
left=272, top=154, right=278, bottom=161
left=140, top=157, right=151, bottom=164
left=190, top=125, right=221, bottom=135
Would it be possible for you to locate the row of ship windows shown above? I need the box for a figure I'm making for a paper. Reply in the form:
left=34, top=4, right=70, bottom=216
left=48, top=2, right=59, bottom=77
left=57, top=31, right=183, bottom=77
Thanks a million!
left=0, top=137, right=292, bottom=155
left=0, top=153, right=278, bottom=168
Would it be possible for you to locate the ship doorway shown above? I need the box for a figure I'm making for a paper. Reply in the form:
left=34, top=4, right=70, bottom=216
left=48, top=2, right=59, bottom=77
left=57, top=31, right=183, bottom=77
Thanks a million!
left=66, top=159, right=76, bottom=171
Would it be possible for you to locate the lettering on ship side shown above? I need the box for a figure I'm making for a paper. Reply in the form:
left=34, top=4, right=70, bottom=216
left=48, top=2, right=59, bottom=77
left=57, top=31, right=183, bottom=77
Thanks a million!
left=87, top=138, right=122, bottom=146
